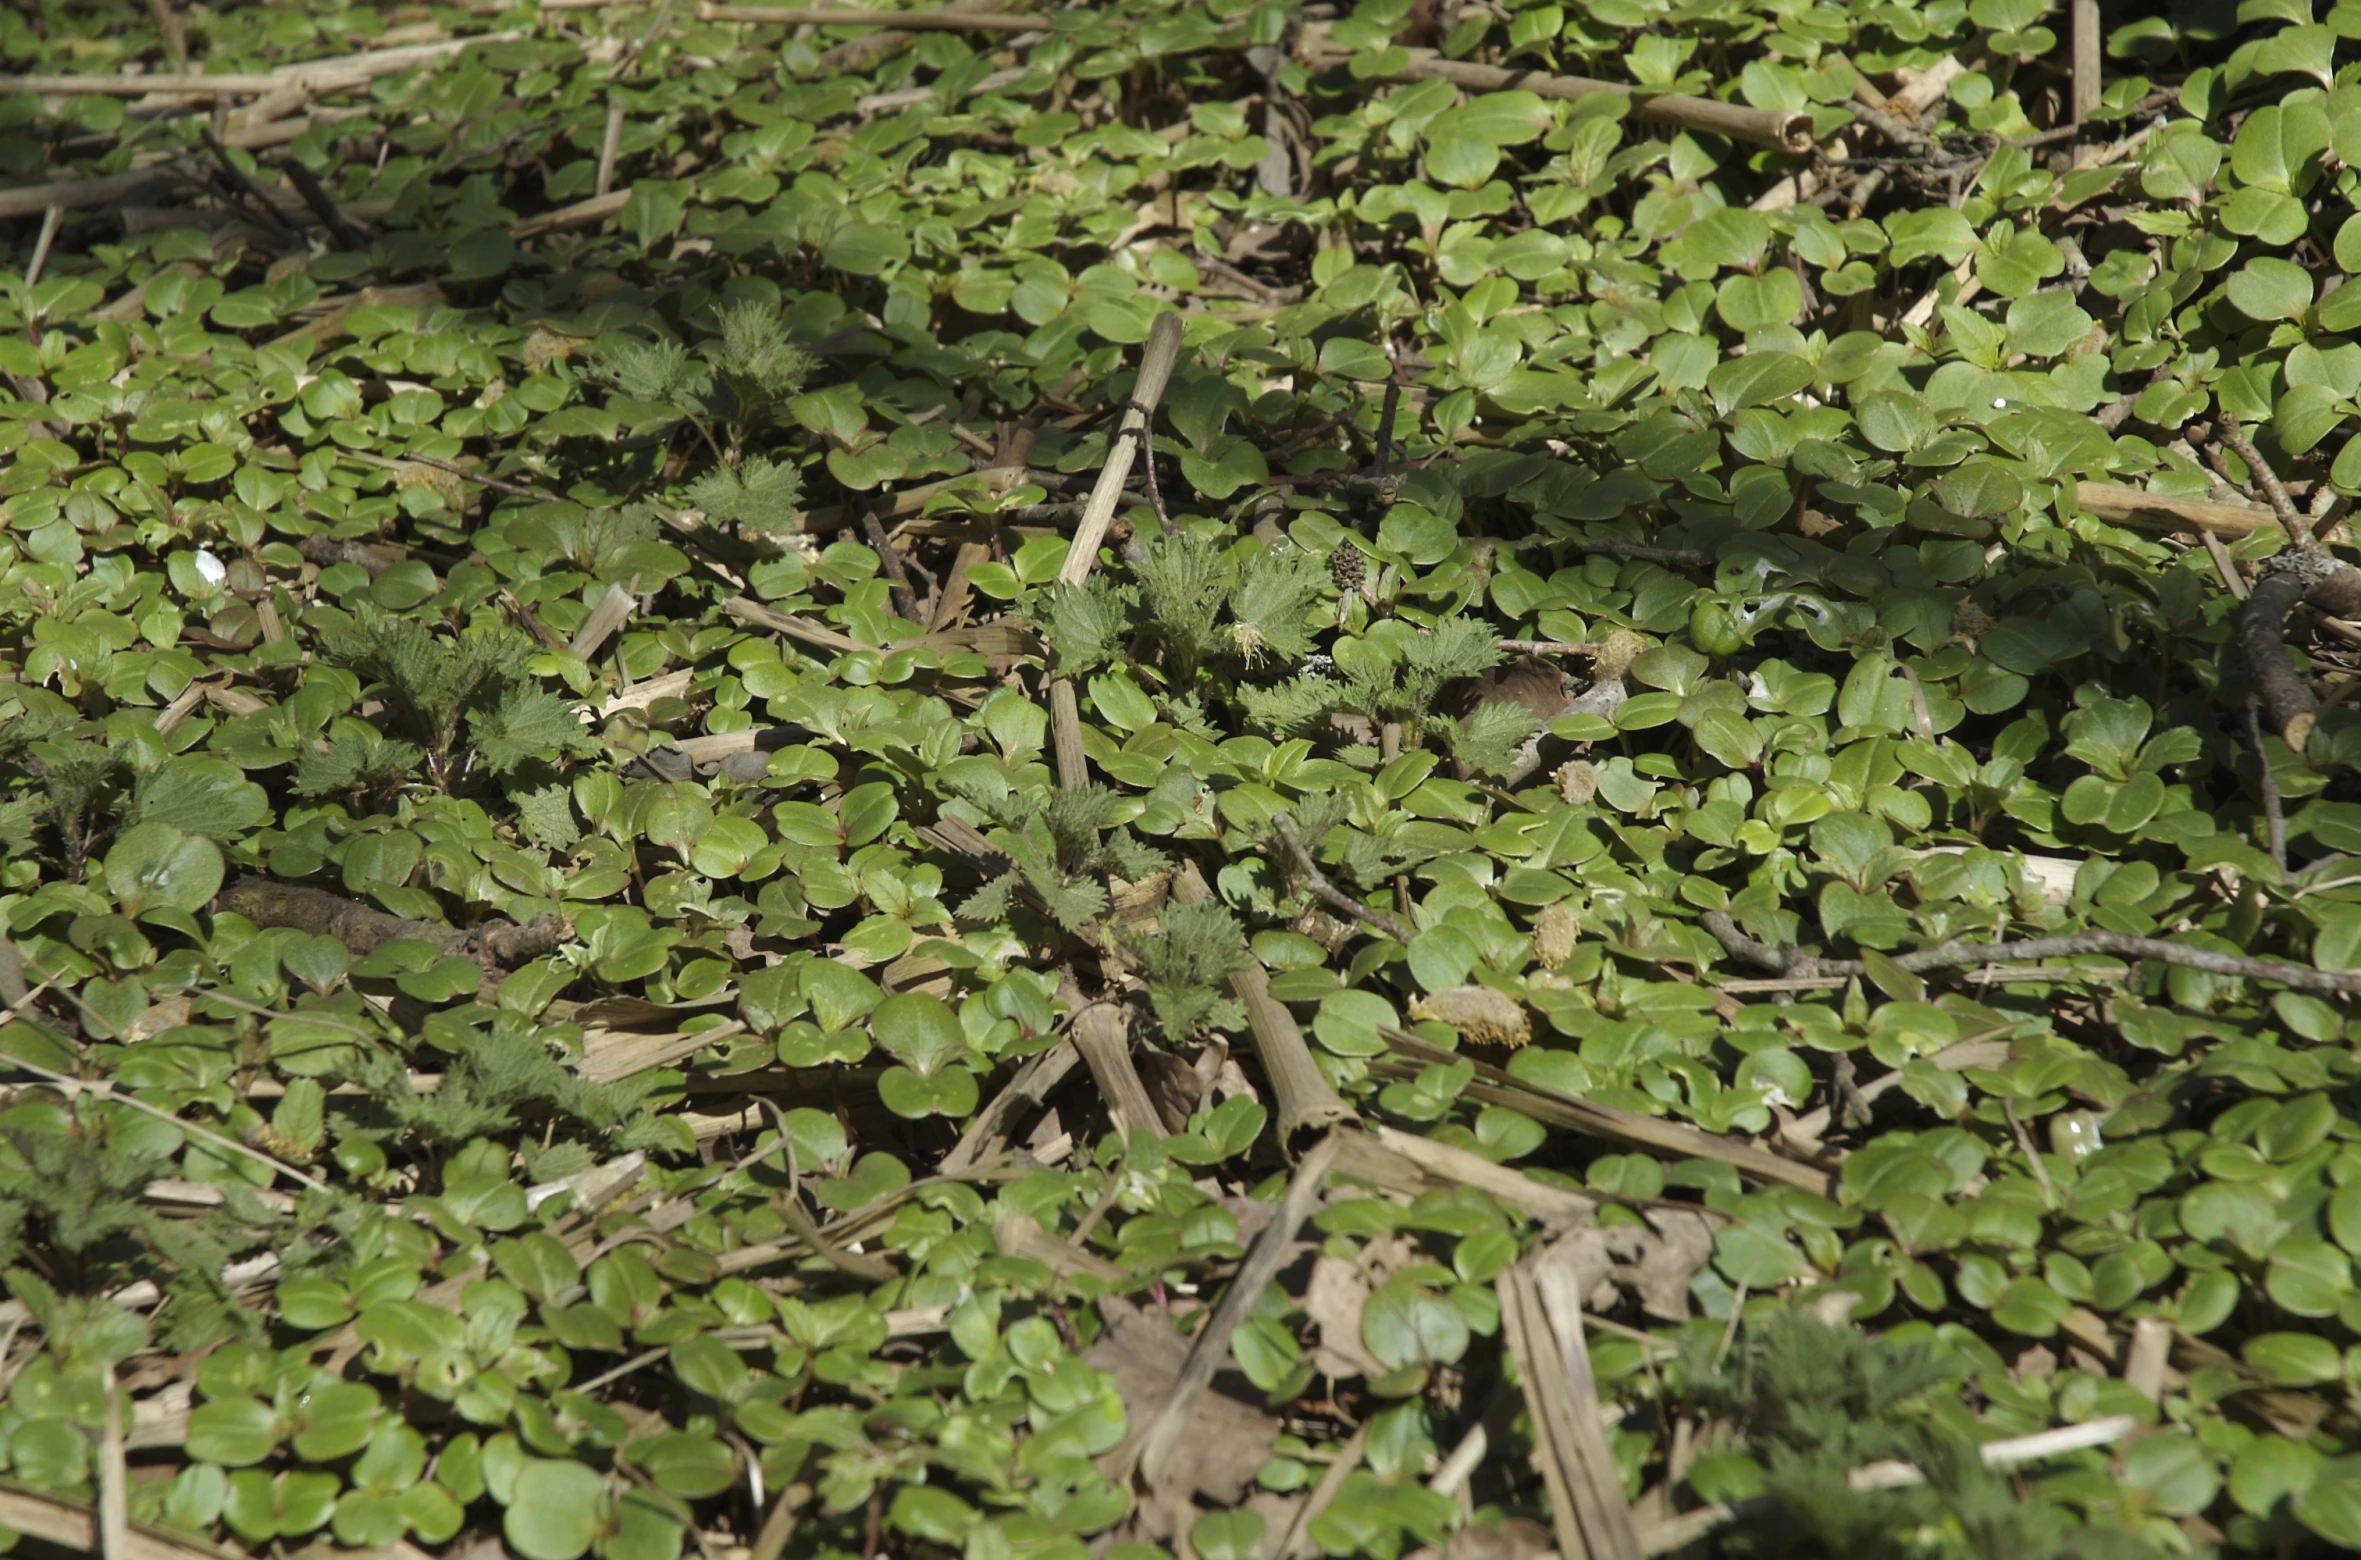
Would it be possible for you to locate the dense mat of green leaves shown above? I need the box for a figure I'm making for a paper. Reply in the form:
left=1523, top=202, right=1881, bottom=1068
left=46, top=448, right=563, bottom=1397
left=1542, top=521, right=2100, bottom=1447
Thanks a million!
left=6, top=0, right=2361, bottom=1555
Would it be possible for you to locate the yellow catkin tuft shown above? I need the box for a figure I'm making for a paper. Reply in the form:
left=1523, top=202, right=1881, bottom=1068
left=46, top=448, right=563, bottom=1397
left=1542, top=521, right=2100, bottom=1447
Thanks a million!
left=1590, top=628, right=1647, bottom=682
left=1532, top=902, right=1580, bottom=971
left=1408, top=985, right=1532, bottom=1049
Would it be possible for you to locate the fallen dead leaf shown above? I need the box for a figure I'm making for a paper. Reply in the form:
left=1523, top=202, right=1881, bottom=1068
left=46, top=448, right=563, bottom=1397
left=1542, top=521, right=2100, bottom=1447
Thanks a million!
left=1085, top=1295, right=1278, bottom=1510
left=1304, top=1255, right=1385, bottom=1380
left=1633, top=1208, right=1717, bottom=1322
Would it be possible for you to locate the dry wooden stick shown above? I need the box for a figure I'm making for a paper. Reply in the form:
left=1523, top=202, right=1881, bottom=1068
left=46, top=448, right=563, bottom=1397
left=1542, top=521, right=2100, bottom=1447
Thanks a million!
left=858, top=508, right=921, bottom=622
left=596, top=95, right=627, bottom=198
left=1701, top=908, right=2361, bottom=995
left=0, top=33, right=524, bottom=99
left=1276, top=1422, right=1369, bottom=1559
left=1527, top=1253, right=1646, bottom=1560
left=2239, top=548, right=2361, bottom=749
left=2070, top=0, right=2101, bottom=125
left=1300, top=34, right=1814, bottom=153
left=697, top=4, right=1047, bottom=27
left=148, top=0, right=191, bottom=71
left=99, top=1374, right=130, bottom=1560
left=2074, top=480, right=2277, bottom=539
left=0, top=1486, right=254, bottom=1560
left=1047, top=677, right=1090, bottom=791
left=942, top=1038, right=1079, bottom=1174
left=1059, top=310, right=1185, bottom=586
left=1068, top=997, right=1164, bottom=1143
left=5, top=1052, right=331, bottom=1196
left=1378, top=1027, right=1831, bottom=1193
left=23, top=205, right=63, bottom=291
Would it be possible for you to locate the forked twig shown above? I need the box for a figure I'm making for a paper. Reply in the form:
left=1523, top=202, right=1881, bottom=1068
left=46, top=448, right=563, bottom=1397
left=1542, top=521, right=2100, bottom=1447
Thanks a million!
left=1273, top=815, right=1412, bottom=944
left=2216, top=410, right=2307, bottom=543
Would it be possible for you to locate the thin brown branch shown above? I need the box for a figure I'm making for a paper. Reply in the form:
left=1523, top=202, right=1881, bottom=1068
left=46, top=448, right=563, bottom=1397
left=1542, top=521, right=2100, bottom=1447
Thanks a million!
left=2241, top=548, right=2361, bottom=747
left=2246, top=696, right=2288, bottom=881
left=280, top=157, right=370, bottom=249
left=1700, top=909, right=2361, bottom=994
left=2216, top=410, right=2308, bottom=543
left=1273, top=815, right=1412, bottom=944
left=6, top=1052, right=331, bottom=1195
left=2075, top=480, right=2276, bottom=538
left=1518, top=534, right=1714, bottom=569
left=698, top=4, right=1048, bottom=28
left=858, top=508, right=921, bottom=622
left=1300, top=32, right=1814, bottom=152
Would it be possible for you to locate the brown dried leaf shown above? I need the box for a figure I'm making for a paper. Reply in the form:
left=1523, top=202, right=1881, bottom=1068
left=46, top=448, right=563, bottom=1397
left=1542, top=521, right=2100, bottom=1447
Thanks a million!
left=1633, top=1208, right=1716, bottom=1323
left=1085, top=1295, right=1277, bottom=1507
left=1304, top=1256, right=1385, bottom=1380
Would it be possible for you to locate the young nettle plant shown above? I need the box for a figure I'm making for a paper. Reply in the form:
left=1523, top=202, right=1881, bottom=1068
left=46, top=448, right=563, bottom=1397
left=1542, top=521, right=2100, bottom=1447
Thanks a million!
left=1040, top=528, right=1330, bottom=690
left=952, top=781, right=1170, bottom=934
left=1241, top=613, right=1538, bottom=774
left=1122, top=899, right=1252, bottom=1044
left=309, top=616, right=594, bottom=797
left=587, top=299, right=816, bottom=535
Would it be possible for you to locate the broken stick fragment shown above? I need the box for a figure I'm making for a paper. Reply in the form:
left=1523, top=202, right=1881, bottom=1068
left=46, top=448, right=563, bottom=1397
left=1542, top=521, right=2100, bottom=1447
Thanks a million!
left=217, top=877, right=569, bottom=974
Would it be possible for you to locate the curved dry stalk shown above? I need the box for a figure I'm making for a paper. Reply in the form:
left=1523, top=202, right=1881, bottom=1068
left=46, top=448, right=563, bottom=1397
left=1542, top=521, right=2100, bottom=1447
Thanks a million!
left=2239, top=548, right=2361, bottom=749
left=1172, top=863, right=1354, bottom=1152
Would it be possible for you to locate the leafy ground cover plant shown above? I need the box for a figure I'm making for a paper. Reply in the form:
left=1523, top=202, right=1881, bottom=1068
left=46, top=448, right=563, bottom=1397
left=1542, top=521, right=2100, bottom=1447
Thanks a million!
left=7, top=0, right=2361, bottom=1557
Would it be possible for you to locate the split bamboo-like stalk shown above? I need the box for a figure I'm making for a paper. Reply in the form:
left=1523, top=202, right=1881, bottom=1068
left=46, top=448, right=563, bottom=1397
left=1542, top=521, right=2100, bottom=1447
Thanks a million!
left=1499, top=1262, right=1643, bottom=1560
left=1048, top=677, right=1089, bottom=790
left=1172, top=863, right=1355, bottom=1154
left=1069, top=997, right=1165, bottom=1143
left=1060, top=310, right=1185, bottom=586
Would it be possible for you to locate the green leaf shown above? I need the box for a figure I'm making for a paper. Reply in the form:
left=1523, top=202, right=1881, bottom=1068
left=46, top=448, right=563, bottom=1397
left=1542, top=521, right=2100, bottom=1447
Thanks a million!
left=1360, top=1280, right=1470, bottom=1372
left=105, top=822, right=224, bottom=916
left=504, top=1460, right=606, bottom=1560
left=188, top=1398, right=283, bottom=1467
left=2297, top=1457, right=2361, bottom=1544
left=2245, top=1331, right=2345, bottom=1383
left=2228, top=256, right=2315, bottom=321
left=869, top=991, right=966, bottom=1077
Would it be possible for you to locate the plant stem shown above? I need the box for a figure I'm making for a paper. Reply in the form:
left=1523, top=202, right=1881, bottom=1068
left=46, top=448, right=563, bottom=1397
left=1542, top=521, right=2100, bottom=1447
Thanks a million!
left=1700, top=909, right=2361, bottom=994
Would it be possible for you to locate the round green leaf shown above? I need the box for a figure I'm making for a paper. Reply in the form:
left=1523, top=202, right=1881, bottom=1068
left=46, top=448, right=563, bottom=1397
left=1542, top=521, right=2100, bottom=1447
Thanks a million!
left=2228, top=256, right=2314, bottom=322
left=105, top=822, right=224, bottom=916
left=504, top=1460, right=606, bottom=1560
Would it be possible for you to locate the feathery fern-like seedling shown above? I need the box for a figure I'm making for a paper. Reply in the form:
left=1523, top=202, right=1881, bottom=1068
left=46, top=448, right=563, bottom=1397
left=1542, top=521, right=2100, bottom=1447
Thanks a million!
left=321, top=615, right=593, bottom=792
